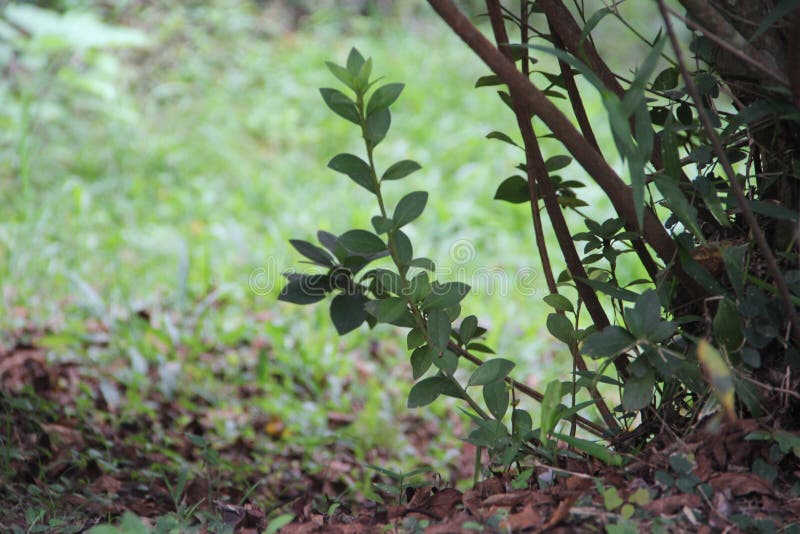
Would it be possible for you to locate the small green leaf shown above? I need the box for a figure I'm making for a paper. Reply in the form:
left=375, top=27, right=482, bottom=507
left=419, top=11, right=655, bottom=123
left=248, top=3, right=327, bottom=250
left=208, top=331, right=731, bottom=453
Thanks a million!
left=407, top=376, right=448, bottom=408
left=338, top=230, right=386, bottom=255
left=602, top=486, right=624, bottom=511
left=407, top=328, right=426, bottom=349
left=371, top=216, right=394, bottom=234
left=328, top=153, right=376, bottom=194
left=382, top=160, right=421, bottom=181
left=409, top=257, right=435, bottom=271
left=468, top=358, right=515, bottom=387
left=345, top=47, right=366, bottom=75
left=652, top=66, right=678, bottom=91
left=427, top=310, right=451, bottom=352
left=278, top=275, right=329, bottom=305
left=289, top=239, right=335, bottom=267
left=374, top=268, right=402, bottom=295
left=467, top=342, right=495, bottom=354
left=422, top=282, right=471, bottom=310
left=580, top=326, right=635, bottom=359
left=460, top=315, right=478, bottom=343
left=365, top=108, right=391, bottom=146
left=483, top=380, right=509, bottom=420
left=432, top=349, right=458, bottom=374
left=330, top=293, right=368, bottom=335
left=393, top=191, right=428, bottom=228
left=623, top=370, right=655, bottom=410
left=553, top=433, right=624, bottom=467
left=410, top=346, right=434, bottom=378
left=319, top=88, right=360, bottom=124
left=544, top=155, right=572, bottom=172
left=546, top=313, right=574, bottom=345
left=486, top=130, right=520, bottom=147
left=714, top=298, right=745, bottom=351
left=367, top=83, right=404, bottom=116
left=325, top=61, right=355, bottom=90
left=494, top=175, right=529, bottom=204
left=475, top=74, right=503, bottom=87
left=654, top=174, right=704, bottom=242
left=393, top=229, right=413, bottom=266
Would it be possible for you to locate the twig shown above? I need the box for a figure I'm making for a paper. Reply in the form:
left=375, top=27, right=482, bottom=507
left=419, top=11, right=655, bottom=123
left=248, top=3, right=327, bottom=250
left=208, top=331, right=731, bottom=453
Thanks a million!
left=657, top=0, right=800, bottom=349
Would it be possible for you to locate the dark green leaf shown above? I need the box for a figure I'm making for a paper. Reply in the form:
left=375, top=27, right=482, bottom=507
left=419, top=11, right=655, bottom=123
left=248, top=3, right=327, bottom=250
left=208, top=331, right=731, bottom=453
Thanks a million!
left=407, top=328, right=426, bottom=350
left=427, top=310, right=451, bottom=352
left=278, top=275, right=329, bottom=305
left=407, top=376, right=448, bottom=408
left=319, top=88, right=360, bottom=124
left=714, top=298, right=745, bottom=351
left=512, top=409, right=533, bottom=436
left=371, top=216, right=394, bottom=234
left=393, top=191, right=428, bottom=228
left=544, top=155, right=572, bottom=172
left=654, top=174, right=704, bottom=241
left=373, top=268, right=402, bottom=294
left=467, top=342, right=495, bottom=354
left=289, top=239, right=335, bottom=267
left=625, top=290, right=662, bottom=340
left=546, top=313, right=574, bottom=345
left=460, top=315, right=478, bottom=343
left=393, top=229, right=413, bottom=266
left=543, top=294, right=574, bottom=313
left=623, top=370, right=655, bottom=410
left=422, top=281, right=471, bottom=310
left=330, top=293, right=368, bottom=334
left=367, top=83, right=404, bottom=116
left=486, top=131, right=519, bottom=147
left=483, top=380, right=509, bottom=420
left=432, top=349, right=458, bottom=374
left=468, top=358, right=515, bottom=386
left=409, top=257, right=435, bottom=271
left=551, top=433, right=623, bottom=466
left=475, top=74, right=503, bottom=87
left=328, top=153, right=375, bottom=194
left=410, top=346, right=434, bottom=379
left=365, top=108, right=391, bottom=146
left=494, top=175, right=529, bottom=204
left=338, top=230, right=386, bottom=255
left=382, top=160, right=421, bottom=181
left=694, top=174, right=729, bottom=227
left=652, top=67, right=678, bottom=91
left=580, top=326, right=635, bottom=359
left=575, top=276, right=638, bottom=302
left=677, top=102, right=693, bottom=125
left=365, top=297, right=408, bottom=323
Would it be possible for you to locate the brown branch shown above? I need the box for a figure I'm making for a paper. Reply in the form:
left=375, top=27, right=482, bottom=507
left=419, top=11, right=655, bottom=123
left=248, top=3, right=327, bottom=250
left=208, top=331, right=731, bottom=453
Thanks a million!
left=657, top=0, right=800, bottom=349
left=674, top=0, right=788, bottom=87
left=449, top=342, right=608, bottom=437
left=485, top=0, right=623, bottom=429
left=427, top=0, right=678, bottom=270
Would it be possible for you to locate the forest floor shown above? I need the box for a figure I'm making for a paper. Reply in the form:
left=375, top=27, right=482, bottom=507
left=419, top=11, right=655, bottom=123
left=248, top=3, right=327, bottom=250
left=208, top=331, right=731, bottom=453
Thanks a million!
left=2, top=325, right=798, bottom=534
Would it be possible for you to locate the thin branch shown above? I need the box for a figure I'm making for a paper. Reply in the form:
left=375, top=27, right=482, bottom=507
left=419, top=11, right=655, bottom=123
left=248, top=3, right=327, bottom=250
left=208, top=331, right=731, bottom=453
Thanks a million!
left=485, top=0, right=623, bottom=429
left=657, top=0, right=800, bottom=349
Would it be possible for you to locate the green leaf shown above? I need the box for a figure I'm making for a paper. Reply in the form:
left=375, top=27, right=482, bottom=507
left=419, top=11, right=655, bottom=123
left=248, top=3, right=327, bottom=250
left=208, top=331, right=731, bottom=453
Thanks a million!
left=365, top=297, right=408, bottom=323
left=427, top=310, right=451, bottom=352
left=407, top=328, right=426, bottom=349
left=494, top=175, right=529, bottom=204
left=694, top=174, right=730, bottom=227
left=652, top=66, right=678, bottom=91
left=580, top=326, right=635, bottom=359
left=393, top=191, right=428, bottom=228
left=373, top=268, right=402, bottom=295
left=319, top=88, right=360, bottom=124
left=365, top=108, right=390, bottom=146
left=546, top=313, right=574, bottom=345
left=367, top=83, right=404, bottom=116
left=278, top=275, right=329, bottom=305
left=544, top=155, right=572, bottom=172
left=486, top=130, right=520, bottom=147
left=393, top=229, right=413, bottom=266
left=483, top=380, right=509, bottom=420
left=467, top=342, right=495, bottom=354
left=409, top=257, right=435, bottom=271
left=654, top=174, right=704, bottom=242
left=460, top=315, right=478, bottom=343
left=552, top=433, right=623, bottom=467
left=468, top=358, right=515, bottom=387
left=407, top=376, right=448, bottom=408
left=602, top=487, right=624, bottom=511
left=325, top=61, right=355, bottom=90
left=475, top=74, right=503, bottom=87
left=289, top=239, right=335, bottom=267
left=512, top=409, right=533, bottom=437
left=330, top=293, right=368, bottom=334
left=623, top=370, right=655, bottom=410
left=579, top=7, right=612, bottom=46
left=422, top=281, right=471, bottom=310
left=371, top=216, right=394, bottom=234
left=346, top=47, right=366, bottom=76
left=382, top=160, right=421, bottom=181
left=354, top=57, right=372, bottom=91
left=410, top=346, right=434, bottom=379
left=713, top=298, right=745, bottom=351
left=432, top=349, right=458, bottom=374
left=328, top=153, right=375, bottom=194
left=625, top=290, right=662, bottom=340
left=575, top=276, right=638, bottom=302
left=338, top=230, right=386, bottom=255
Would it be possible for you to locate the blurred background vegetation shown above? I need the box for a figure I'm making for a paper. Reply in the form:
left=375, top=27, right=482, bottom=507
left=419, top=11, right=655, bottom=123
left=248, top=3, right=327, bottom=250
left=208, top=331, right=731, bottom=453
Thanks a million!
left=0, top=0, right=660, bottom=487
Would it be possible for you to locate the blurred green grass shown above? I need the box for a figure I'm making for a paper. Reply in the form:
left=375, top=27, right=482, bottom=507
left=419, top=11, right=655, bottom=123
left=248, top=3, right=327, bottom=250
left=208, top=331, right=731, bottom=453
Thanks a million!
left=0, top=1, right=653, bottom=460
